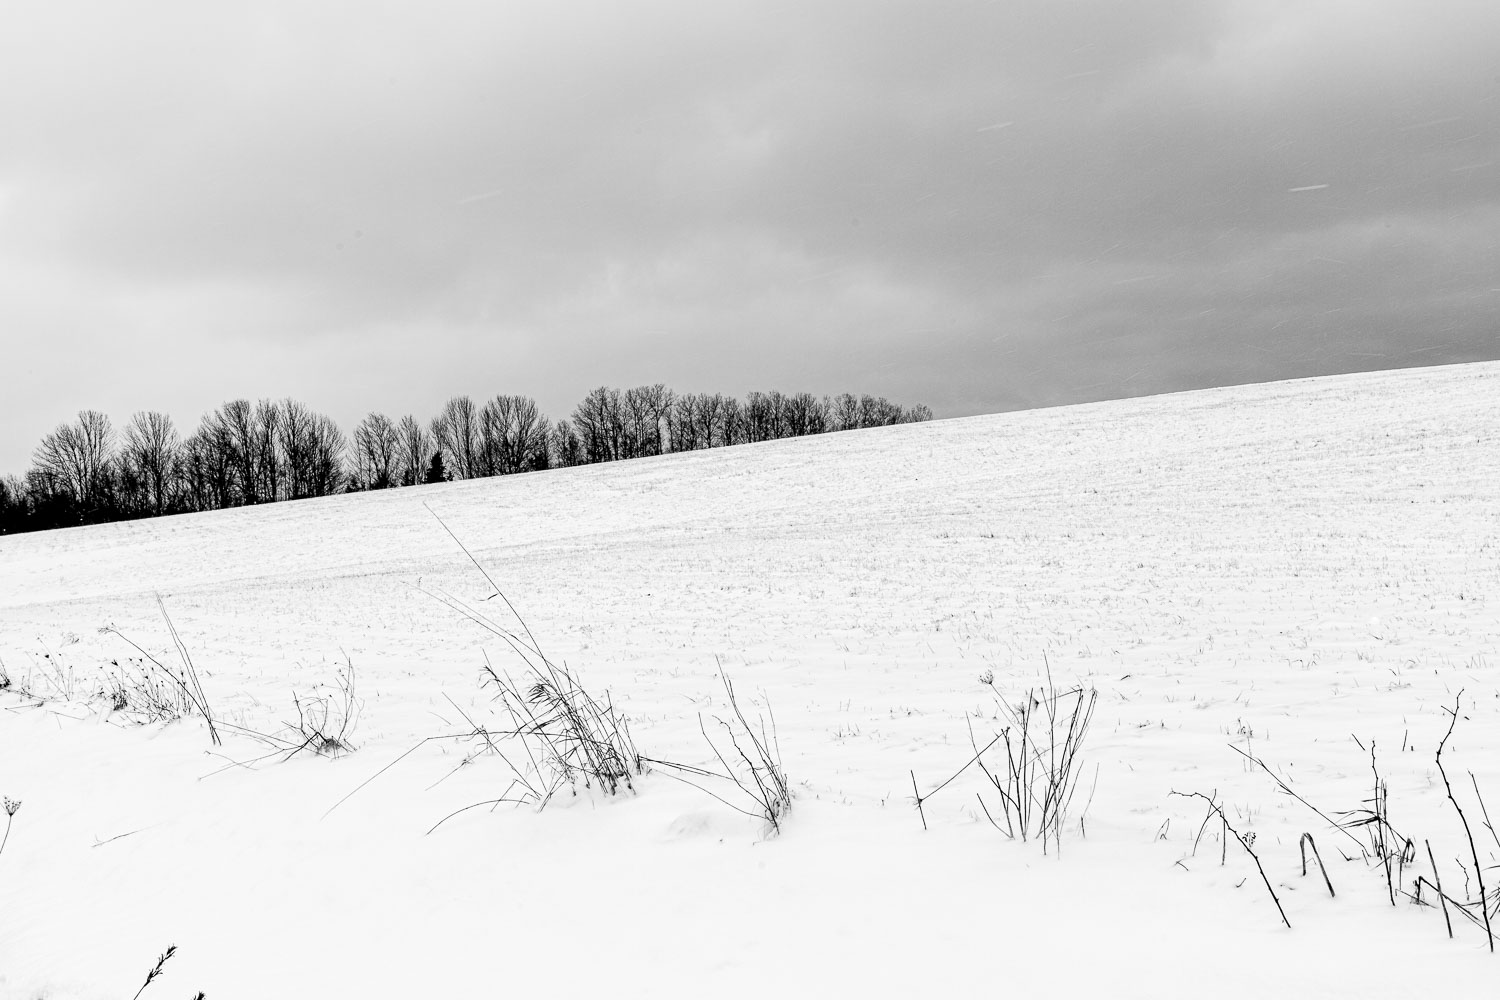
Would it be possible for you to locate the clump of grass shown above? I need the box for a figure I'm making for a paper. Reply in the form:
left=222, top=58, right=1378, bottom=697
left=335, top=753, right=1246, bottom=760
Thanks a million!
left=912, top=661, right=1097, bottom=854
left=96, top=654, right=197, bottom=724
left=411, top=654, right=645, bottom=835
left=7, top=647, right=81, bottom=703
left=480, top=653, right=644, bottom=804
left=329, top=585, right=647, bottom=828
left=192, top=660, right=366, bottom=773
left=418, top=505, right=645, bottom=814
left=282, top=657, right=362, bottom=758
left=1189, top=693, right=1499, bottom=947
left=1337, top=740, right=1414, bottom=906
left=1332, top=711, right=1497, bottom=948
left=648, top=664, right=792, bottom=836
left=101, top=595, right=220, bottom=746
left=407, top=506, right=789, bottom=837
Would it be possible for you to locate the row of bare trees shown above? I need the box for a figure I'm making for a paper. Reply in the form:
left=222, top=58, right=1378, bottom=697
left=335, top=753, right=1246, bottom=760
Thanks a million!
left=3, top=400, right=349, bottom=531
left=564, top=386, right=928, bottom=463
left=1, top=387, right=930, bottom=534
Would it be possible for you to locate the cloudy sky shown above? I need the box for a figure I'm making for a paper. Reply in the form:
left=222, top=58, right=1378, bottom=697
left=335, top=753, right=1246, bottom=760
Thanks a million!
left=3, top=0, right=1497, bottom=472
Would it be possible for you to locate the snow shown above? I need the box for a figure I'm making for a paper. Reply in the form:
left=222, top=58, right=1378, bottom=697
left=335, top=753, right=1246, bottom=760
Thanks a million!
left=3, top=361, right=1498, bottom=998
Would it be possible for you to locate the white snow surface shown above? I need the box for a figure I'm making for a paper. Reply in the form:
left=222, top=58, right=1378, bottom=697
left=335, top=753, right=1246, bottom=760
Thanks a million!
left=2, top=362, right=1499, bottom=998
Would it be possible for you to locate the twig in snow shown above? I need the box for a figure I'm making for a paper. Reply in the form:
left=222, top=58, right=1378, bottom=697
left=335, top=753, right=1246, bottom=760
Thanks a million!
left=1172, top=789, right=1290, bottom=929
left=1436, top=691, right=1493, bottom=952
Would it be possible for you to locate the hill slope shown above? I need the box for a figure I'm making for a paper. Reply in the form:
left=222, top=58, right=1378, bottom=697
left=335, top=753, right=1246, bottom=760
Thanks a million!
left=2, top=361, right=1498, bottom=998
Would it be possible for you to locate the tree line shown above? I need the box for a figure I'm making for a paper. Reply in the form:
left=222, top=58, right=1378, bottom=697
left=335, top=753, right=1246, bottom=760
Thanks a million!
left=0, top=387, right=931, bottom=534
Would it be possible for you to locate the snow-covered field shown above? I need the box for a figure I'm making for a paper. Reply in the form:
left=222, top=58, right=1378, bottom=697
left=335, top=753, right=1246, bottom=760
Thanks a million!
left=3, top=362, right=1498, bottom=998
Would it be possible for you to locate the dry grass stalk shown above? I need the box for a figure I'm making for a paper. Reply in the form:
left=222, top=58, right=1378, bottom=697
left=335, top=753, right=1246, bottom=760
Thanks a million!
left=1299, top=833, right=1335, bottom=897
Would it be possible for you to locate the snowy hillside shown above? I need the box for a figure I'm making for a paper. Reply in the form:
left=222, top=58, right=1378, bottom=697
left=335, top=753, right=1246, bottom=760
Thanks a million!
left=2, top=361, right=1498, bottom=998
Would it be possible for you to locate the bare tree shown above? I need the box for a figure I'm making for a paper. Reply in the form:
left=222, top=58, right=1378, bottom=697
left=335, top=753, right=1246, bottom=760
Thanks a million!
left=275, top=399, right=345, bottom=500
left=719, top=395, right=746, bottom=447
left=671, top=391, right=745, bottom=450
left=513, top=396, right=549, bottom=472
left=177, top=431, right=207, bottom=510
left=206, top=399, right=258, bottom=504
left=277, top=399, right=315, bottom=501
left=783, top=392, right=828, bottom=437
left=395, top=415, right=432, bottom=487
left=432, top=395, right=481, bottom=479
left=696, top=393, right=725, bottom=448
left=476, top=398, right=503, bottom=476
left=23, top=466, right=71, bottom=528
left=826, top=393, right=855, bottom=431
left=571, top=386, right=627, bottom=464
left=744, top=392, right=774, bottom=443
left=619, top=383, right=672, bottom=457
left=476, top=395, right=548, bottom=476
left=32, top=410, right=115, bottom=516
left=549, top=419, right=584, bottom=468
left=813, top=394, right=834, bottom=432
left=185, top=398, right=284, bottom=506
left=694, top=393, right=721, bottom=450
left=519, top=400, right=552, bottom=472
left=253, top=399, right=283, bottom=502
left=901, top=403, right=934, bottom=423
left=352, top=412, right=400, bottom=489
left=120, top=411, right=181, bottom=516
left=648, top=384, right=675, bottom=454
left=768, top=390, right=791, bottom=439
left=668, top=393, right=703, bottom=452
left=858, top=394, right=905, bottom=428
left=306, top=413, right=347, bottom=497
left=175, top=432, right=213, bottom=512
left=0, top=474, right=30, bottom=533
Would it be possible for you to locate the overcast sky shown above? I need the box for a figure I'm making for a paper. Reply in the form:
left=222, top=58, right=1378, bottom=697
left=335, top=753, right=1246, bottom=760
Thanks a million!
left=3, top=0, right=1497, bottom=472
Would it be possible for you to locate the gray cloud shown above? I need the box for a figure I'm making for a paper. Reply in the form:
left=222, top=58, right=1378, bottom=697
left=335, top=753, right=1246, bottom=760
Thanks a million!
left=3, top=0, right=1497, bottom=471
